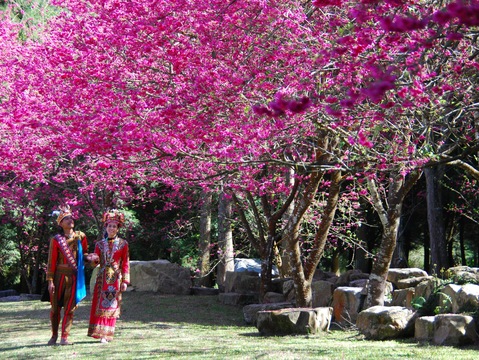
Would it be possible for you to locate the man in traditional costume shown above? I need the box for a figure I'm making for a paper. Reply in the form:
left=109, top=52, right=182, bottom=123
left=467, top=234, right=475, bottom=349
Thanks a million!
left=88, top=209, right=130, bottom=343
left=46, top=206, right=88, bottom=345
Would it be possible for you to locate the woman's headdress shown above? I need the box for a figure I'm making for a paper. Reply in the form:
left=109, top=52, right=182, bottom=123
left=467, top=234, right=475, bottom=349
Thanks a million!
left=56, top=205, right=73, bottom=225
left=102, top=209, right=125, bottom=227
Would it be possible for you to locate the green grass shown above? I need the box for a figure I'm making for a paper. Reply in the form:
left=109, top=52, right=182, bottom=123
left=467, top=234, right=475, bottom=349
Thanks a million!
left=1, top=292, right=478, bottom=359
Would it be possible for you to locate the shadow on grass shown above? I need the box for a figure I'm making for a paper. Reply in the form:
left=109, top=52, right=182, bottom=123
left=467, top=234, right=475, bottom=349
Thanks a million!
left=0, top=338, right=100, bottom=353
left=120, top=291, right=248, bottom=327
left=1, top=291, right=249, bottom=329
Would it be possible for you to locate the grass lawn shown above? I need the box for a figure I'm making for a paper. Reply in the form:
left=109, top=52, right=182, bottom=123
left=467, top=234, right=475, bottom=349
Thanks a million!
left=1, top=291, right=478, bottom=359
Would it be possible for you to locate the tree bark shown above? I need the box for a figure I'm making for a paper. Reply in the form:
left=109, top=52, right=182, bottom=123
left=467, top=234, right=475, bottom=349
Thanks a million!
left=365, top=171, right=421, bottom=307
left=217, top=191, right=234, bottom=291
left=425, top=165, right=449, bottom=274
left=278, top=167, right=295, bottom=278
left=283, top=171, right=323, bottom=307
left=285, top=170, right=342, bottom=307
left=198, top=191, right=214, bottom=287
left=391, top=215, right=408, bottom=268
left=459, top=218, right=466, bottom=265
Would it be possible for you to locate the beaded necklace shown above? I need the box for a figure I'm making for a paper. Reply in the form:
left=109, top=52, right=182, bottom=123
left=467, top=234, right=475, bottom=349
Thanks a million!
left=103, top=236, right=119, bottom=265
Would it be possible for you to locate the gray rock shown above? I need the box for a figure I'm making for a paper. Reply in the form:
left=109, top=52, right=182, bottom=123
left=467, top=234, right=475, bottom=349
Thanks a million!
left=433, top=314, right=478, bottom=346
left=391, top=288, right=415, bottom=308
left=224, top=271, right=261, bottom=294
left=129, top=260, right=192, bottom=295
left=243, top=302, right=294, bottom=325
left=332, top=287, right=363, bottom=325
left=312, top=280, right=334, bottom=307
left=415, top=316, right=436, bottom=341
left=387, top=268, right=428, bottom=288
left=256, top=307, right=332, bottom=335
left=356, top=306, right=416, bottom=340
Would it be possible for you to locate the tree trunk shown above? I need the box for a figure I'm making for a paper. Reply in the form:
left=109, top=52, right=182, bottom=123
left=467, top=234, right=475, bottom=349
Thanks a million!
left=287, top=237, right=311, bottom=306
left=365, top=171, right=421, bottom=308
left=284, top=170, right=342, bottom=307
left=423, top=223, right=430, bottom=274
left=425, top=165, right=449, bottom=274
left=198, top=191, right=214, bottom=287
left=331, top=248, right=340, bottom=275
left=279, top=167, right=295, bottom=278
left=391, top=215, right=408, bottom=268
left=367, top=224, right=400, bottom=307
left=282, top=171, right=323, bottom=307
left=216, top=191, right=234, bottom=291
left=459, top=218, right=466, bottom=265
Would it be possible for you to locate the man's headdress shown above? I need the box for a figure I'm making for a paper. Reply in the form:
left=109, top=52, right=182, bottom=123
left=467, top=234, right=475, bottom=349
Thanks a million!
left=56, top=205, right=73, bottom=225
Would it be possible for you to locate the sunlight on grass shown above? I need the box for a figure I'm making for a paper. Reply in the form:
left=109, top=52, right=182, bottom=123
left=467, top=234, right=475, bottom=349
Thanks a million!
left=1, top=292, right=478, bottom=359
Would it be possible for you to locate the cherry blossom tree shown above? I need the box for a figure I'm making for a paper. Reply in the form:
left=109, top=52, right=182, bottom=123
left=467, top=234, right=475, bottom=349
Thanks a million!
left=2, top=0, right=479, bottom=306
left=307, top=0, right=479, bottom=305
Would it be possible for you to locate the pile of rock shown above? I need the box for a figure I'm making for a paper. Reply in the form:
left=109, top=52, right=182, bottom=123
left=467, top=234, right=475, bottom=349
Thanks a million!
left=241, top=266, right=479, bottom=345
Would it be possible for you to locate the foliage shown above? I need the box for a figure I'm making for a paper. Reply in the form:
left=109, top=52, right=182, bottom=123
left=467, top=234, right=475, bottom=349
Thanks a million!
left=411, top=295, right=427, bottom=311
left=1, top=0, right=479, bottom=304
left=0, top=224, right=20, bottom=289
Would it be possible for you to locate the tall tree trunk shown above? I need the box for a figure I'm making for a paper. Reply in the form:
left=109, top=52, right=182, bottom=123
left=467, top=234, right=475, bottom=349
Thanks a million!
left=423, top=224, right=430, bottom=274
left=366, top=171, right=421, bottom=307
left=391, top=215, right=408, bottom=268
left=32, top=251, right=40, bottom=294
left=425, top=165, right=449, bottom=274
left=283, top=171, right=323, bottom=307
left=198, top=191, right=214, bottom=287
left=354, top=207, right=376, bottom=274
left=285, top=170, right=342, bottom=307
left=216, top=191, right=234, bottom=292
left=279, top=167, right=295, bottom=278
left=459, top=218, right=466, bottom=265
left=331, top=248, right=341, bottom=275
left=259, top=181, right=298, bottom=301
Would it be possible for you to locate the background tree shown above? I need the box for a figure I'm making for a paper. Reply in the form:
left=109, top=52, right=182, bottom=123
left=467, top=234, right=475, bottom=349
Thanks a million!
left=1, top=0, right=479, bottom=308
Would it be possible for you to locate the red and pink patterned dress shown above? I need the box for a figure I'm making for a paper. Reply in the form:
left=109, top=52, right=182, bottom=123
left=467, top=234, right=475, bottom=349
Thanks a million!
left=87, top=237, right=130, bottom=341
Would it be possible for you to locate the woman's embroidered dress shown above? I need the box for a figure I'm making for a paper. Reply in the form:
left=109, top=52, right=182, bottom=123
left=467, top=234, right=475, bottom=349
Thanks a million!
left=87, top=237, right=130, bottom=341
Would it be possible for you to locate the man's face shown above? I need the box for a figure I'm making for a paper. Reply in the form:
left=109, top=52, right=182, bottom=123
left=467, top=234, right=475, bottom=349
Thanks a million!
left=60, top=216, right=74, bottom=230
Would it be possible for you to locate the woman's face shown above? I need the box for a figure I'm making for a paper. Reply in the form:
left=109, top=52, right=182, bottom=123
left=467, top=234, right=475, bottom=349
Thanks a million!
left=106, top=222, right=119, bottom=238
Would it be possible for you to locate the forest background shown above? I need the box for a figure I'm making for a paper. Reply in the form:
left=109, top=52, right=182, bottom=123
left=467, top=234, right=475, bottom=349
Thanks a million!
left=0, top=0, right=479, bottom=308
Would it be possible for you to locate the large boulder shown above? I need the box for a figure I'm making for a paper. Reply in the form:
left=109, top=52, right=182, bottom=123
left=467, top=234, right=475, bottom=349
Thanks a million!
left=224, top=271, right=261, bottom=294
left=440, top=283, right=479, bottom=313
left=391, top=288, right=415, bottom=309
left=129, top=260, right=192, bottom=295
left=387, top=268, right=428, bottom=288
left=312, top=280, right=334, bottom=307
left=415, top=314, right=479, bottom=346
left=282, top=279, right=296, bottom=304
left=263, top=292, right=286, bottom=303
left=336, top=269, right=368, bottom=286
left=332, top=287, right=363, bottom=325
left=396, top=276, right=433, bottom=290
left=356, top=306, right=416, bottom=340
left=234, top=258, right=279, bottom=275
left=256, top=307, right=332, bottom=335
left=415, top=316, right=436, bottom=341
left=433, top=314, right=479, bottom=346
left=415, top=277, right=436, bottom=300
left=445, top=266, right=479, bottom=283
left=243, top=302, right=294, bottom=325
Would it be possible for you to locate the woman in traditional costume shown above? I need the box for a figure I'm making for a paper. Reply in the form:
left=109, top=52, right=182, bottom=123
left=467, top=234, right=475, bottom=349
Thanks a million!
left=87, top=209, right=130, bottom=343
